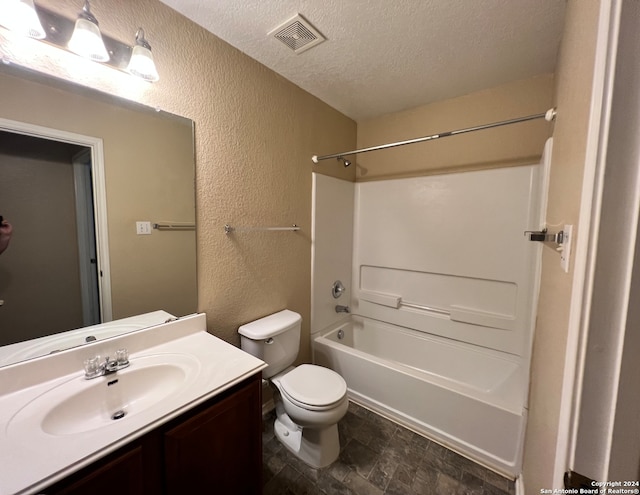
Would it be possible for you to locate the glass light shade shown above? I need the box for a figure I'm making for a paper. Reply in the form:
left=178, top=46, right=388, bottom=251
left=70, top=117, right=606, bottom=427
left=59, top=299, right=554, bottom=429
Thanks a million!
left=68, top=17, right=109, bottom=62
left=0, top=0, right=46, bottom=39
left=127, top=44, right=159, bottom=82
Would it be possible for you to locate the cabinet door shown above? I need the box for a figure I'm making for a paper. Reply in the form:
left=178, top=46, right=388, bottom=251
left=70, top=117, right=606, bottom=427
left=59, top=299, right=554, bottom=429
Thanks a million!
left=164, top=378, right=262, bottom=495
left=46, top=446, right=143, bottom=495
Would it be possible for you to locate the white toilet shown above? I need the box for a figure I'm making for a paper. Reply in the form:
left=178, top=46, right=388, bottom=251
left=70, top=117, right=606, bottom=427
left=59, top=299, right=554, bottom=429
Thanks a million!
left=238, top=309, right=348, bottom=468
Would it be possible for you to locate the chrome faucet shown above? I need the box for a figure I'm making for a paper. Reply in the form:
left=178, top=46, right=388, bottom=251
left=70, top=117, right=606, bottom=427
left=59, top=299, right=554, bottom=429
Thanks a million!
left=84, top=349, right=130, bottom=379
left=335, top=305, right=350, bottom=314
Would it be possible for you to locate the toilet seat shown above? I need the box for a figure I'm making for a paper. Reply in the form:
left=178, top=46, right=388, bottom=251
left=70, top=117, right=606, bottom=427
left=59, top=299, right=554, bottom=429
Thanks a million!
left=279, top=364, right=347, bottom=411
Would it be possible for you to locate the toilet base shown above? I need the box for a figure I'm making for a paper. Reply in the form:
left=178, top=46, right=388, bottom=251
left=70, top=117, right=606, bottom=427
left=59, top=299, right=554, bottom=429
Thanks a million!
left=273, top=402, right=340, bottom=468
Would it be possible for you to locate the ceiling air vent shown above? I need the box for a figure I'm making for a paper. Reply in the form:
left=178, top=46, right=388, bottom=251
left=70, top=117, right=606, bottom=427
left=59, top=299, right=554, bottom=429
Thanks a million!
left=269, top=14, right=326, bottom=54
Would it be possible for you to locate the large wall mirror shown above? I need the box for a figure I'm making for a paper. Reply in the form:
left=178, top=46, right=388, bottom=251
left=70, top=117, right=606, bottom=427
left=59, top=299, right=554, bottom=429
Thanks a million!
left=0, top=66, right=197, bottom=367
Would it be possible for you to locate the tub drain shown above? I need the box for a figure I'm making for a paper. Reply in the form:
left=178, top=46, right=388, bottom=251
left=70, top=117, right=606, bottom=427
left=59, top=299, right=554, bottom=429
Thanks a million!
left=111, top=410, right=126, bottom=420
left=337, top=329, right=344, bottom=340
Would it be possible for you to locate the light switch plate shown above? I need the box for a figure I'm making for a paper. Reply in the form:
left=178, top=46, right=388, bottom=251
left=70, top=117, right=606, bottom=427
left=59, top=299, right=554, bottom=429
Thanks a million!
left=560, top=224, right=573, bottom=273
left=136, top=221, right=152, bottom=235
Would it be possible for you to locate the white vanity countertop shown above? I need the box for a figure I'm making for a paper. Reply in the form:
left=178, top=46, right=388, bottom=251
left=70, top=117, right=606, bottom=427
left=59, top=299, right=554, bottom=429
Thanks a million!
left=0, top=314, right=266, bottom=495
left=0, top=310, right=177, bottom=367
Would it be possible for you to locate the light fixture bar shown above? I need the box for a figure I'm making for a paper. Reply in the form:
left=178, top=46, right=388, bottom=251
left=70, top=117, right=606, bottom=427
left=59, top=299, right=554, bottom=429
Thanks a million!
left=28, top=6, right=133, bottom=71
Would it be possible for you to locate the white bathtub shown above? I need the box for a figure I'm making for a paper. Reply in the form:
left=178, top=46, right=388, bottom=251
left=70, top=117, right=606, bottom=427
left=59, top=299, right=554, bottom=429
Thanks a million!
left=312, top=316, right=527, bottom=477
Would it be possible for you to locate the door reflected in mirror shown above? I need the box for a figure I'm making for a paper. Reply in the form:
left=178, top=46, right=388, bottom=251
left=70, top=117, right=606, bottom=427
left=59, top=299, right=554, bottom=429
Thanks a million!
left=1, top=131, right=102, bottom=342
left=0, top=67, right=197, bottom=366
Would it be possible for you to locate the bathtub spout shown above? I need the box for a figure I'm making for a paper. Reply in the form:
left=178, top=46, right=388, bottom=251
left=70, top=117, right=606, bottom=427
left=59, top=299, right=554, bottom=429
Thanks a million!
left=335, top=305, right=350, bottom=314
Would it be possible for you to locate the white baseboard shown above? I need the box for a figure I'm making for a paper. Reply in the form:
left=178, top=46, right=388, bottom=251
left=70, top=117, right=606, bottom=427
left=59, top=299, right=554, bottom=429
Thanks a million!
left=516, top=474, right=525, bottom=495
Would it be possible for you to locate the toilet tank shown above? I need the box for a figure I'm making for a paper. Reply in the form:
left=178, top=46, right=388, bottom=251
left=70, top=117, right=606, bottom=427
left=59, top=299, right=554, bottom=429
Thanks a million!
left=238, top=310, right=302, bottom=379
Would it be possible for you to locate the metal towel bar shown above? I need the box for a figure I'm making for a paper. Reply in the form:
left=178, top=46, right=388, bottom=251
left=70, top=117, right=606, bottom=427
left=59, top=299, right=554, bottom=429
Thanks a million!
left=153, top=223, right=195, bottom=231
left=224, top=224, right=299, bottom=234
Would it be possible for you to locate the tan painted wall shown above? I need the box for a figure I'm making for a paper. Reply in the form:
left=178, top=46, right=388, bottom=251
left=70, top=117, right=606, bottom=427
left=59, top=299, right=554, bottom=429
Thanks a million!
left=522, top=0, right=603, bottom=490
left=0, top=72, right=197, bottom=326
left=356, top=75, right=554, bottom=180
left=0, top=0, right=356, bottom=361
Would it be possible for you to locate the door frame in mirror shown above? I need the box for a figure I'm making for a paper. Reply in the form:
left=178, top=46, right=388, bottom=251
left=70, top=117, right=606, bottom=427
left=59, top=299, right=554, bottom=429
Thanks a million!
left=0, top=117, right=113, bottom=322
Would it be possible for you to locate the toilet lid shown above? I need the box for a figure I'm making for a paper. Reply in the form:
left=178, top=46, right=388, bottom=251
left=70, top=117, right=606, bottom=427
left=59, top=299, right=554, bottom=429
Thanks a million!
left=279, top=364, right=347, bottom=408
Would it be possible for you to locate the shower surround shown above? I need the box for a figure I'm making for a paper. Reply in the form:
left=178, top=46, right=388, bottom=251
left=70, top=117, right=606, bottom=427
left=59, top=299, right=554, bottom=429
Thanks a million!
left=310, top=152, right=548, bottom=477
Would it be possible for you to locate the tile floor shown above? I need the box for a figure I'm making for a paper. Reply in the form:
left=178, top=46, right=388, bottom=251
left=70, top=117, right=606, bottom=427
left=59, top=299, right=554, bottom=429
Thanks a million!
left=263, top=401, right=516, bottom=495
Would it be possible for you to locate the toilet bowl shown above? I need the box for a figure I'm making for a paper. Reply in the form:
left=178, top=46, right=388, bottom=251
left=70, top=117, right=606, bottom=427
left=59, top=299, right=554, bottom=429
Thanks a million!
left=238, top=310, right=348, bottom=468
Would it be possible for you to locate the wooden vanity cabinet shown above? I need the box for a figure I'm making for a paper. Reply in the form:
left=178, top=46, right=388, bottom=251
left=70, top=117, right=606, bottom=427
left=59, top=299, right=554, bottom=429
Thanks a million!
left=43, top=373, right=262, bottom=495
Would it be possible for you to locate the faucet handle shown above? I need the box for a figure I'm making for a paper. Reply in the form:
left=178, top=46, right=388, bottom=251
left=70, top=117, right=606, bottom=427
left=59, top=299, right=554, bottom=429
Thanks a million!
left=115, top=348, right=129, bottom=366
left=83, top=355, right=102, bottom=379
left=332, top=280, right=346, bottom=299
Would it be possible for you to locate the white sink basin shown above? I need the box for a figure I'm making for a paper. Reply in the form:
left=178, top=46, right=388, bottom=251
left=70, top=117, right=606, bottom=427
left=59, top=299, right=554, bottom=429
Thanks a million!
left=0, top=313, right=268, bottom=495
left=7, top=353, right=200, bottom=437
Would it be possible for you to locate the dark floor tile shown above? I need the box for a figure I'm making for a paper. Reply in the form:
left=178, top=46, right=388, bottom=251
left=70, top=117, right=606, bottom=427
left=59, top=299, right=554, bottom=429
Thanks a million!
left=411, top=466, right=439, bottom=494
left=385, top=477, right=419, bottom=495
left=264, top=465, right=303, bottom=495
left=427, top=440, right=451, bottom=459
left=460, top=471, right=485, bottom=495
left=410, top=431, right=434, bottom=452
left=385, top=435, right=426, bottom=467
left=339, top=412, right=366, bottom=446
left=436, top=473, right=466, bottom=495
left=339, top=438, right=379, bottom=478
left=352, top=416, right=394, bottom=450
left=342, top=410, right=366, bottom=430
left=394, top=462, right=420, bottom=486
left=263, top=464, right=275, bottom=486
left=347, top=400, right=365, bottom=417
left=327, top=460, right=351, bottom=482
left=484, top=469, right=512, bottom=493
left=338, top=423, right=350, bottom=448
left=316, top=472, right=357, bottom=495
left=367, top=431, right=393, bottom=454
left=264, top=435, right=284, bottom=455
left=263, top=402, right=515, bottom=495
left=392, top=424, right=415, bottom=443
left=446, top=451, right=486, bottom=480
left=421, top=447, right=463, bottom=480
left=263, top=451, right=286, bottom=479
left=368, top=453, right=399, bottom=491
left=343, top=470, right=384, bottom=495
left=483, top=481, right=514, bottom=495
left=364, top=409, right=398, bottom=434
left=290, top=474, right=323, bottom=495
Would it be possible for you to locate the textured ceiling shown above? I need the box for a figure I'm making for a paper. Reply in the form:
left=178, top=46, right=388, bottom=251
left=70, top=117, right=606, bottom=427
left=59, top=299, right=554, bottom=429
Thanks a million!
left=159, top=0, right=566, bottom=121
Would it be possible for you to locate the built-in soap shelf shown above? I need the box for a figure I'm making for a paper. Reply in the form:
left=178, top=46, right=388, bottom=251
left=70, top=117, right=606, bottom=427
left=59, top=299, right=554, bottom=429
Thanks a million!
left=359, top=290, right=515, bottom=331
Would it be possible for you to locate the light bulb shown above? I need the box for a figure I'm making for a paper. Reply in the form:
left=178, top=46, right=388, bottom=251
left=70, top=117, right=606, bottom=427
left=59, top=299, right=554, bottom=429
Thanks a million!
left=127, top=28, right=159, bottom=82
left=0, top=0, right=46, bottom=39
left=67, top=1, right=109, bottom=62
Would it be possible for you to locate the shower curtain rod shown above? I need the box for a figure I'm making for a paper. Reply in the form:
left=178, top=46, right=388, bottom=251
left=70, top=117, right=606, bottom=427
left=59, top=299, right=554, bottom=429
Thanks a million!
left=311, top=107, right=557, bottom=164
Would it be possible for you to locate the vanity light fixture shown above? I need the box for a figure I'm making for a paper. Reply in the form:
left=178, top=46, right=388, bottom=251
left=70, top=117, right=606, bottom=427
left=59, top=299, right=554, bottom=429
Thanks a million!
left=0, top=0, right=46, bottom=39
left=0, top=1, right=159, bottom=82
left=126, top=28, right=159, bottom=82
left=67, top=0, right=109, bottom=62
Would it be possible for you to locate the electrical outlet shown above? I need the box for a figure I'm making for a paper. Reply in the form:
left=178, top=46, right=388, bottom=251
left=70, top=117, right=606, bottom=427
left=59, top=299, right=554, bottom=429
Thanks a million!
left=136, top=221, right=152, bottom=235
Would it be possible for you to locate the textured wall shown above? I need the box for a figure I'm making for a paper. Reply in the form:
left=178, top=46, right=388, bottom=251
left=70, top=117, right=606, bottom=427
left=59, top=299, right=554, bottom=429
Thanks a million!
left=0, top=0, right=356, bottom=358
left=522, top=0, right=602, bottom=490
left=356, top=75, right=554, bottom=180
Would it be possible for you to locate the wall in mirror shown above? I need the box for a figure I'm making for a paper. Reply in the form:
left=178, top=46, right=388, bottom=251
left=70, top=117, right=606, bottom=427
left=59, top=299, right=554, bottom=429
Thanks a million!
left=0, top=67, right=197, bottom=361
